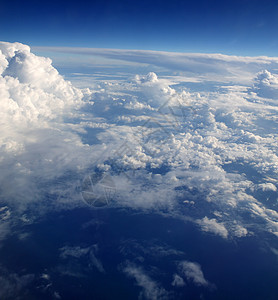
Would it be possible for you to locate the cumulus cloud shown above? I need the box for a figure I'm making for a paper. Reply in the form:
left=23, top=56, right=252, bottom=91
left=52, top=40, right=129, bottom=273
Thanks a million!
left=252, top=70, right=278, bottom=99
left=232, top=224, right=248, bottom=238
left=0, top=42, right=96, bottom=209
left=257, top=182, right=277, bottom=192
left=178, top=261, right=210, bottom=287
left=197, top=217, right=228, bottom=239
left=122, top=263, right=168, bottom=300
left=0, top=42, right=83, bottom=124
left=75, top=66, right=277, bottom=240
left=1, top=41, right=278, bottom=299
left=135, top=72, right=158, bottom=84
left=248, top=203, right=278, bottom=237
left=0, top=41, right=278, bottom=245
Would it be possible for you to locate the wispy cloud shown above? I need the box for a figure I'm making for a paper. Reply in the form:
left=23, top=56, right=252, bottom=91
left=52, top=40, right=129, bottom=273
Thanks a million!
left=60, top=245, right=105, bottom=273
left=178, top=261, right=211, bottom=287
left=122, top=262, right=168, bottom=300
left=33, top=46, right=278, bottom=83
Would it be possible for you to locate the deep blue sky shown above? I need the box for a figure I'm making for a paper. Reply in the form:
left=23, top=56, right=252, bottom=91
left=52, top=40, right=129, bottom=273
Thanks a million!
left=1, top=0, right=278, bottom=55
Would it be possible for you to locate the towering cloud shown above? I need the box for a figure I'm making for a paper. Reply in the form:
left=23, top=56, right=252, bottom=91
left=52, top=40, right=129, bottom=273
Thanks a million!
left=0, top=42, right=83, bottom=124
left=252, top=70, right=278, bottom=99
left=0, top=42, right=91, bottom=207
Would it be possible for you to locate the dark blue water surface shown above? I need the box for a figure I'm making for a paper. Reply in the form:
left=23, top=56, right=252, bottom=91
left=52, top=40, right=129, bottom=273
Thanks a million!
left=1, top=206, right=278, bottom=299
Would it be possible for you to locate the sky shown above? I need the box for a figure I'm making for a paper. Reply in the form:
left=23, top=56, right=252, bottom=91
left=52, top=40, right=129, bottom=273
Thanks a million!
left=1, top=0, right=278, bottom=56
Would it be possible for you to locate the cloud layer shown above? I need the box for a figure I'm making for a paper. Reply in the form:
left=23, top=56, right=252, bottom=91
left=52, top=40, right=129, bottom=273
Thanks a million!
left=33, top=46, right=278, bottom=85
left=0, top=42, right=277, bottom=244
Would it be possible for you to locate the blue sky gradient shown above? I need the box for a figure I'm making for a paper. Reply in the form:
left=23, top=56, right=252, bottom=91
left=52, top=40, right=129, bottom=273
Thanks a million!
left=1, top=0, right=278, bottom=55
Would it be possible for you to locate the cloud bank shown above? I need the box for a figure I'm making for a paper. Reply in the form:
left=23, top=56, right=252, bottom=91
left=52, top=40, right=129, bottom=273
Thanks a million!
left=0, top=41, right=278, bottom=300
left=33, top=46, right=278, bottom=84
left=0, top=41, right=277, bottom=243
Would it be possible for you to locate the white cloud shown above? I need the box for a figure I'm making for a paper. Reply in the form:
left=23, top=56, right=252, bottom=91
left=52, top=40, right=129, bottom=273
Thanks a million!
left=232, top=224, right=248, bottom=238
left=197, top=217, right=228, bottom=239
left=33, top=46, right=278, bottom=84
left=0, top=42, right=98, bottom=208
left=252, top=70, right=278, bottom=99
left=0, top=42, right=84, bottom=124
left=122, top=263, right=168, bottom=300
left=59, top=245, right=105, bottom=273
left=74, top=67, right=278, bottom=239
left=0, top=41, right=278, bottom=246
left=135, top=72, right=158, bottom=84
left=178, top=261, right=210, bottom=287
left=257, top=182, right=277, bottom=192
left=1, top=41, right=278, bottom=299
left=171, top=274, right=185, bottom=287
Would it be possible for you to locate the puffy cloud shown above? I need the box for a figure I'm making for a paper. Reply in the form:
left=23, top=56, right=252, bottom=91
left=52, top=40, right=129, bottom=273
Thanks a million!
left=252, top=70, right=278, bottom=99
left=171, top=274, right=185, bottom=287
left=0, top=42, right=84, bottom=124
left=232, top=224, right=248, bottom=238
left=133, top=72, right=178, bottom=107
left=76, top=67, right=277, bottom=240
left=122, top=263, right=168, bottom=299
left=0, top=41, right=278, bottom=245
left=178, top=261, right=210, bottom=287
left=134, top=72, right=158, bottom=84
left=1, top=41, right=278, bottom=299
left=248, top=203, right=278, bottom=237
left=0, top=42, right=96, bottom=208
left=0, top=42, right=86, bottom=169
left=197, top=217, right=228, bottom=239
left=257, top=182, right=277, bottom=192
